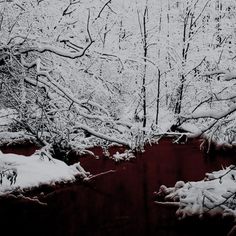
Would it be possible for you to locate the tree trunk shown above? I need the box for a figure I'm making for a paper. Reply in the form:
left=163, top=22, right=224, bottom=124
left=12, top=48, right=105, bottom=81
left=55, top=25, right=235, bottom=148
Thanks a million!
left=156, top=69, right=161, bottom=125
left=141, top=6, right=148, bottom=129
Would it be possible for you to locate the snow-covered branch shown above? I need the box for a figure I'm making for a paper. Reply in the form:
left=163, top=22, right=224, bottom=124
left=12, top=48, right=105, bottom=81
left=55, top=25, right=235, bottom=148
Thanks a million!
left=19, top=9, right=94, bottom=59
left=94, top=0, right=112, bottom=21
left=155, top=166, right=236, bottom=219
left=19, top=41, right=94, bottom=59
left=183, top=103, right=236, bottom=120
left=21, top=57, right=109, bottom=115
left=74, top=123, right=130, bottom=147
left=202, top=70, right=236, bottom=81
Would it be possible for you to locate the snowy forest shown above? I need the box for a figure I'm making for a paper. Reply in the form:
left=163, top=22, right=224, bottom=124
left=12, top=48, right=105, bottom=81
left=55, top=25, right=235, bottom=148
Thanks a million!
left=0, top=0, right=236, bottom=235
left=0, top=0, right=235, bottom=149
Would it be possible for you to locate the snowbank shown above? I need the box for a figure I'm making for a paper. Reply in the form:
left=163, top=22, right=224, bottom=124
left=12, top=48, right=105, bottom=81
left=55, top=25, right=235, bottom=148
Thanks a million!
left=0, top=151, right=89, bottom=195
left=156, top=165, right=236, bottom=219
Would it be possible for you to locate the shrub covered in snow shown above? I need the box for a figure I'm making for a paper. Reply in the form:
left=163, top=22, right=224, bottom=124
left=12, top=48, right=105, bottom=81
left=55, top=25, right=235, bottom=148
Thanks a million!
left=156, top=165, right=236, bottom=219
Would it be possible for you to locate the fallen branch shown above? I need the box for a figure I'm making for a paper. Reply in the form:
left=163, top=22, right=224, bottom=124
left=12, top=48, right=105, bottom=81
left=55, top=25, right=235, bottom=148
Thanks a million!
left=85, top=170, right=116, bottom=181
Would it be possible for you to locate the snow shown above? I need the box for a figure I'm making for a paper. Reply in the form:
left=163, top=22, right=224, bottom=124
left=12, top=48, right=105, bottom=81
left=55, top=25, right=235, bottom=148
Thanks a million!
left=156, top=165, right=236, bottom=219
left=0, top=1, right=235, bottom=231
left=112, top=150, right=135, bottom=162
left=0, top=131, right=35, bottom=146
left=177, top=123, right=202, bottom=135
left=0, top=150, right=89, bottom=195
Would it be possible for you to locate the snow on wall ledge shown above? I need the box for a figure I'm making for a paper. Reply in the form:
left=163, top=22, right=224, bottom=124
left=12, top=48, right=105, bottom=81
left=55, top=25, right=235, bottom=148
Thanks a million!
left=156, top=165, right=236, bottom=219
left=0, top=151, right=89, bottom=195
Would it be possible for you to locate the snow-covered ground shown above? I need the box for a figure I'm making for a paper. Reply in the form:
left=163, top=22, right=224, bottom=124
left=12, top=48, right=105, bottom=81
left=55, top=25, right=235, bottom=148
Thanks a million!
left=0, top=150, right=90, bottom=195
